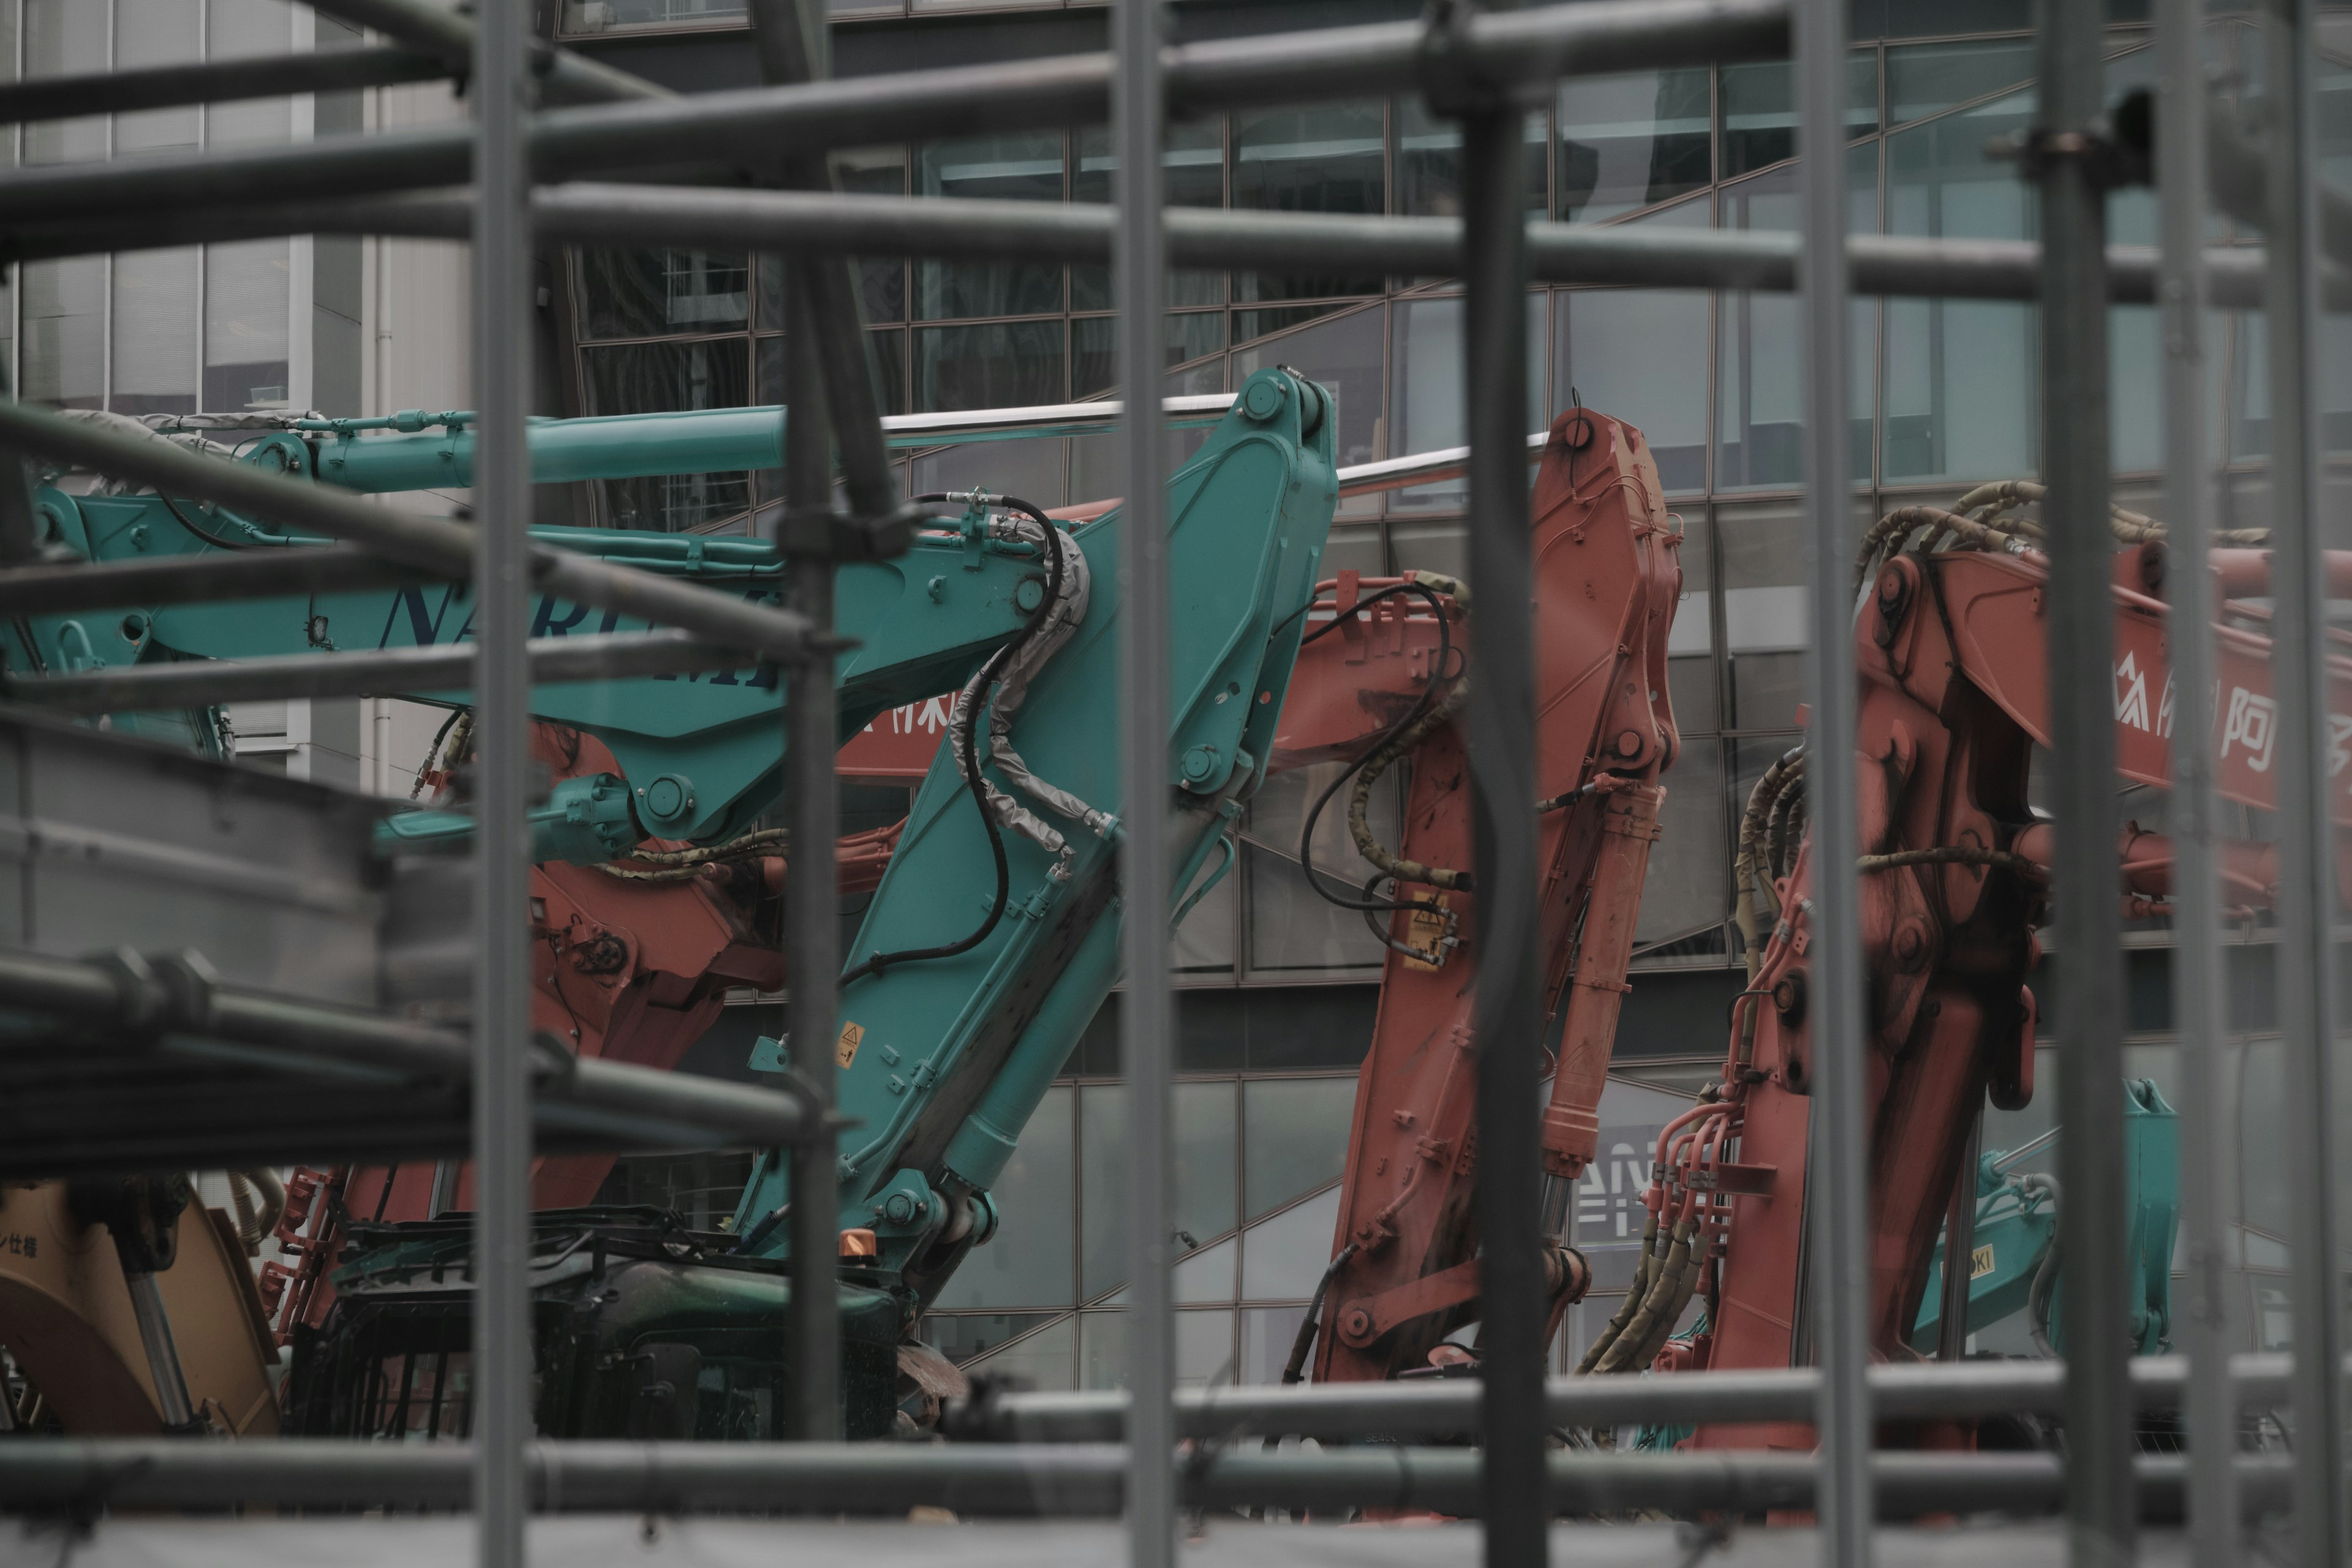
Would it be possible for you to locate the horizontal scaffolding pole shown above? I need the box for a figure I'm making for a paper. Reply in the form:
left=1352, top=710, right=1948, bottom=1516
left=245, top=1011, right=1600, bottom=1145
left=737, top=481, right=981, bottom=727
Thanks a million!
left=0, top=546, right=440, bottom=615
left=12, top=182, right=2333, bottom=312
left=0, top=47, right=447, bottom=125
left=1, top=630, right=755, bottom=713
left=305, top=0, right=669, bottom=107
left=0, top=0, right=1785, bottom=232
left=964, top=1354, right=2315, bottom=1445
left=0, top=1438, right=2301, bottom=1521
left=0, top=401, right=820, bottom=666
left=0, top=944, right=815, bottom=1154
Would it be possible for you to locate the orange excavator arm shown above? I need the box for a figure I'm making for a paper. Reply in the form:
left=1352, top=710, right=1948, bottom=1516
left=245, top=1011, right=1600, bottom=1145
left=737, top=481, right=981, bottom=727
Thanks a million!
left=1278, top=408, right=1686, bottom=1384
left=1601, top=492, right=2343, bottom=1453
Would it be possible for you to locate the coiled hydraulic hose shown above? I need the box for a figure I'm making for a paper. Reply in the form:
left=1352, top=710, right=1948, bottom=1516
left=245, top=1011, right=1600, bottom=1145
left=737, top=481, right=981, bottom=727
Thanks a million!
left=838, top=493, right=1065, bottom=987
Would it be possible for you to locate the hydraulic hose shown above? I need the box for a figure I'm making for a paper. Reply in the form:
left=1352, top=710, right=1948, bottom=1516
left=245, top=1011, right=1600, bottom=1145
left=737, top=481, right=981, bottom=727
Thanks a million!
left=839, top=494, right=1064, bottom=987
left=1575, top=1207, right=1661, bottom=1374
left=1279, top=1241, right=1360, bottom=1384
left=2022, top=1173, right=2062, bottom=1359
left=1594, top=1218, right=1697, bottom=1374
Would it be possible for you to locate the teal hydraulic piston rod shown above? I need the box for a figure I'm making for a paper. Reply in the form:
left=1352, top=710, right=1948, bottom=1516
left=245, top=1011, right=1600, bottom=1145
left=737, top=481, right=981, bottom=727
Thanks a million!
left=726, top=369, right=1338, bottom=1308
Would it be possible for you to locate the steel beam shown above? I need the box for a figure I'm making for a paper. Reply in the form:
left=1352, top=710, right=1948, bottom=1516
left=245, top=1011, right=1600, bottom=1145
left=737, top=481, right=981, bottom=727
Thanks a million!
left=2261, top=2, right=2352, bottom=1564
left=963, top=1354, right=2333, bottom=1444
left=0, top=0, right=1787, bottom=230
left=0, top=1437, right=2312, bottom=1520
left=2156, top=0, right=2237, bottom=1559
left=2033, top=2, right=2133, bottom=1562
left=0, top=547, right=440, bottom=615
left=7, top=179, right=2343, bottom=312
left=1795, top=0, right=1869, bottom=1561
left=1, top=629, right=755, bottom=712
left=0, top=399, right=820, bottom=665
left=306, top=0, right=668, bottom=106
left=0, top=944, right=814, bottom=1151
left=1115, top=1, right=1175, bottom=1564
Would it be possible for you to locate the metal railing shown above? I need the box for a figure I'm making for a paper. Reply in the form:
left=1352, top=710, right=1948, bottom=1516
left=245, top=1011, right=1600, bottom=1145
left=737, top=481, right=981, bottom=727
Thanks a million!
left=0, top=0, right=2335, bottom=1564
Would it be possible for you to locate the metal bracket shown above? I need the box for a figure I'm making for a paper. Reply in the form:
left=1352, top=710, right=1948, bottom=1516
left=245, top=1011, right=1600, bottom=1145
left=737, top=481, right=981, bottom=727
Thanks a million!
left=1991, top=91, right=2152, bottom=191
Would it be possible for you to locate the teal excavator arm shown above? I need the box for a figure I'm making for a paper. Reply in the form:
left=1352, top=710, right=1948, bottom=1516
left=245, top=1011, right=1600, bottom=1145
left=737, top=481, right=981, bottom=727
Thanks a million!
left=726, top=369, right=1336, bottom=1306
left=12, top=372, right=1338, bottom=1322
left=1913, top=1079, right=2178, bottom=1357
left=12, top=448, right=1058, bottom=854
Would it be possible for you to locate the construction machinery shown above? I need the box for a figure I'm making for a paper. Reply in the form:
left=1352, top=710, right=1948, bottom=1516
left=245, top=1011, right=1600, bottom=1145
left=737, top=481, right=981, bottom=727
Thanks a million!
left=1588, top=486, right=2310, bottom=1453
left=1270, top=407, right=1685, bottom=1385
left=0, top=368, right=1339, bottom=1438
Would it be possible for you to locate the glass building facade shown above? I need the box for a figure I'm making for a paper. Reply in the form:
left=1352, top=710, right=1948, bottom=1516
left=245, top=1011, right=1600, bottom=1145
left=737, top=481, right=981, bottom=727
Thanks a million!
left=19, top=0, right=2351, bottom=1383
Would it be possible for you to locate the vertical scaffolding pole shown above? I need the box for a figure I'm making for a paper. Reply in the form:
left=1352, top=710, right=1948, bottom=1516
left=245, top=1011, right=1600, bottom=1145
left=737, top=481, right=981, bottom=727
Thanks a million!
left=753, top=0, right=844, bottom=1448
left=2155, top=0, right=2236, bottom=1557
left=1115, top=2, right=1172, bottom=1564
left=470, top=0, right=532, bottom=1561
left=2034, top=0, right=2133, bottom=1561
left=2261, top=1, right=2350, bottom=1561
left=1458, top=26, right=1545, bottom=1568
left=1795, top=0, right=1868, bottom=1561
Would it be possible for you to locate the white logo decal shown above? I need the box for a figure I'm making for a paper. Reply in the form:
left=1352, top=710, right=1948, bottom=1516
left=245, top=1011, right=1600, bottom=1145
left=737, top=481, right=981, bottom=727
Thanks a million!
left=2223, top=687, right=2278, bottom=773
left=2115, top=652, right=2151, bottom=733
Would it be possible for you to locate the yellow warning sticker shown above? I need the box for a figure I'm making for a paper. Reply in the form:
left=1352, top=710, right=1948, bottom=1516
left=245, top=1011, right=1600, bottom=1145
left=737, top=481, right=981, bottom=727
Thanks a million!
left=1970, top=1243, right=1996, bottom=1280
left=1402, top=899, right=1452, bottom=973
left=837, top=1020, right=865, bottom=1070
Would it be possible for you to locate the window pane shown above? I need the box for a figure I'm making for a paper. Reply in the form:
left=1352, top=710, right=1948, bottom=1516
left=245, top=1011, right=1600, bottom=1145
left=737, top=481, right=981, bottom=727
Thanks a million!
left=580, top=339, right=752, bottom=530
left=1239, top=1305, right=1310, bottom=1384
left=22, top=257, right=104, bottom=409
left=1718, top=53, right=1879, bottom=179
left=1716, top=150, right=1879, bottom=491
left=115, top=0, right=200, bottom=156
left=1084, top=1310, right=1227, bottom=1390
left=1887, top=39, right=2035, bottom=129
left=1881, top=76, right=2038, bottom=484
left=1070, top=312, right=1226, bottom=400
left=1556, top=289, right=1709, bottom=494
left=1717, top=502, right=1811, bottom=732
left=1243, top=763, right=1396, bottom=976
left=909, top=436, right=1065, bottom=509
left=836, top=146, right=908, bottom=323
left=1071, top=113, right=1226, bottom=306
left=23, top=0, right=105, bottom=166
left=577, top=250, right=748, bottom=340
left=1387, top=294, right=1547, bottom=512
left=1238, top=1183, right=1343, bottom=1298
left=1570, top=1079, right=1700, bottom=1289
left=1555, top=69, right=1710, bottom=223
left=1079, top=1080, right=1240, bottom=1300
left=111, top=247, right=197, bottom=415
left=957, top=1312, right=1075, bottom=1391
left=1393, top=96, right=1545, bottom=218
left=914, top=320, right=1063, bottom=412
left=933, top=1084, right=1074, bottom=1311
left=1243, top=1079, right=1356, bottom=1220
left=916, top=133, right=1064, bottom=320
left=205, top=239, right=291, bottom=411
left=924, top=1311, right=1063, bottom=1367
left=1634, top=736, right=1726, bottom=948
left=1231, top=102, right=1384, bottom=302
left=206, top=0, right=292, bottom=149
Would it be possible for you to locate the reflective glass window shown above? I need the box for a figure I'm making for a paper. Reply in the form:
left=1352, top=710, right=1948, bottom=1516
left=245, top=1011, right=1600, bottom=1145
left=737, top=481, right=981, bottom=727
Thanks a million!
left=1242, top=1079, right=1356, bottom=1220
left=837, top=147, right=909, bottom=323
left=111, top=247, right=197, bottom=415
left=916, top=133, right=1065, bottom=320
left=1556, top=288, right=1709, bottom=494
left=1716, top=500, right=1811, bottom=733
left=914, top=319, right=1064, bottom=412
left=115, top=0, right=200, bottom=156
left=1387, top=293, right=1547, bottom=511
left=1242, top=760, right=1400, bottom=977
left=1716, top=149, right=1877, bottom=491
left=1555, top=69, right=1711, bottom=222
left=578, top=251, right=749, bottom=341
left=1234, top=305, right=1386, bottom=477
left=1079, top=1081, right=1240, bottom=1299
left=933, top=1084, right=1075, bottom=1312
left=204, top=239, right=291, bottom=411
left=206, top=0, right=292, bottom=148
left=1231, top=102, right=1385, bottom=302
left=21, top=256, right=104, bottom=409
left=23, top=0, right=104, bottom=166
left=1392, top=96, right=1546, bottom=219
left=1886, top=39, right=2035, bottom=128
left=1718, top=53, right=1880, bottom=179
